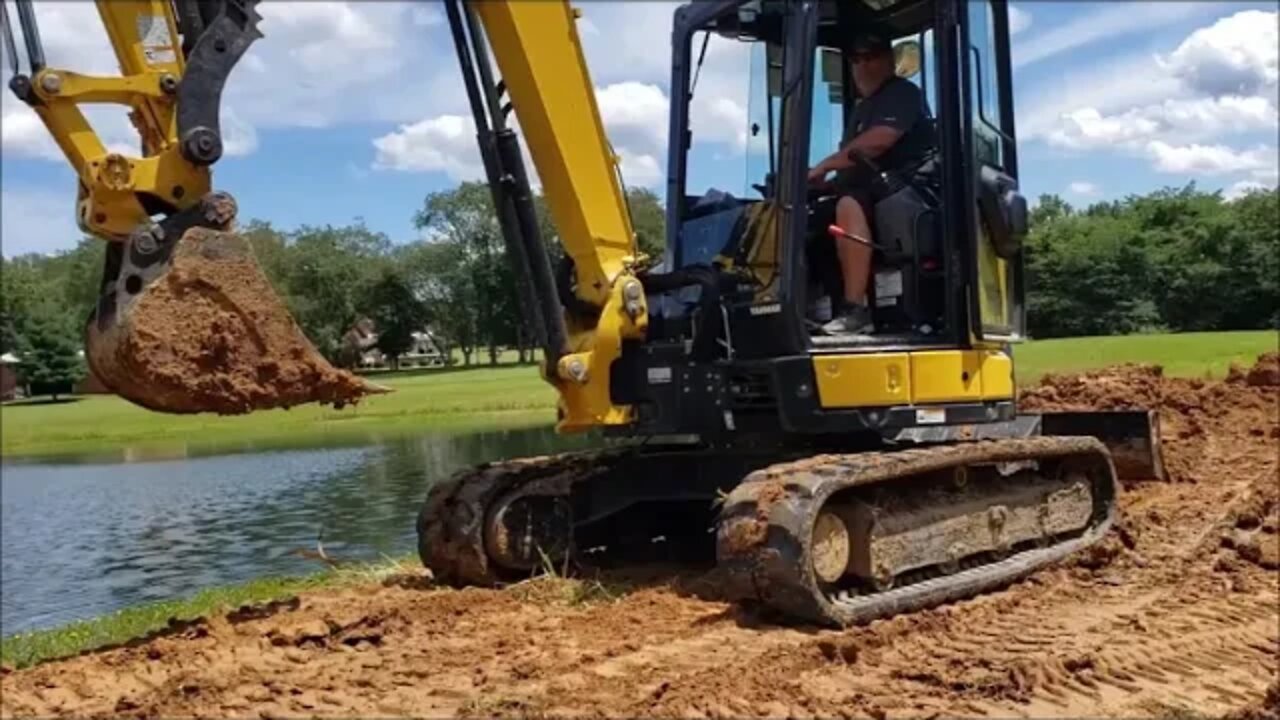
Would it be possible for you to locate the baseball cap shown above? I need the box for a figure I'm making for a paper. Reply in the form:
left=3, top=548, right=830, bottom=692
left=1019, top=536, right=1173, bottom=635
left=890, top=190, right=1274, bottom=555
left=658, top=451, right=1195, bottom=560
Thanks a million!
left=848, top=28, right=893, bottom=55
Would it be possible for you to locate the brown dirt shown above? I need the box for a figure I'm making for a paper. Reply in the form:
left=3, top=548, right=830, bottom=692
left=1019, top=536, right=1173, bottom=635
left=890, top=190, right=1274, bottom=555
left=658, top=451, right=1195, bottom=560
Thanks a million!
left=85, top=228, right=380, bottom=414
left=4, top=355, right=1277, bottom=718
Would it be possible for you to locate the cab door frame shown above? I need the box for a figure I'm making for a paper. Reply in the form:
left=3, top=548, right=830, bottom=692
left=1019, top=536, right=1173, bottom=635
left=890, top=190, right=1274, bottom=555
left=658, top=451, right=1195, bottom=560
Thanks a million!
left=958, top=0, right=1027, bottom=342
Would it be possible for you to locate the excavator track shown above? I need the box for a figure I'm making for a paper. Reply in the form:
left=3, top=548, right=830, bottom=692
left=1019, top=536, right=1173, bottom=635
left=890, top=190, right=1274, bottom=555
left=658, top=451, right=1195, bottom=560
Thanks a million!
left=716, top=436, right=1117, bottom=626
left=418, top=437, right=1117, bottom=627
left=418, top=448, right=638, bottom=586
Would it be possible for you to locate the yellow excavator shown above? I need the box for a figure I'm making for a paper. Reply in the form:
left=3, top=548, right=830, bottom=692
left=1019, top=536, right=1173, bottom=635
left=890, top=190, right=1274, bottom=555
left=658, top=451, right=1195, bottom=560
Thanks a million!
left=5, top=0, right=1163, bottom=625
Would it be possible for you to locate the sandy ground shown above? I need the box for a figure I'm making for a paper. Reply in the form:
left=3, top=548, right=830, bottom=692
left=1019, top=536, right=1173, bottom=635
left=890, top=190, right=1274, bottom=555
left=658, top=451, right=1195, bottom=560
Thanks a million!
left=3, top=355, right=1277, bottom=719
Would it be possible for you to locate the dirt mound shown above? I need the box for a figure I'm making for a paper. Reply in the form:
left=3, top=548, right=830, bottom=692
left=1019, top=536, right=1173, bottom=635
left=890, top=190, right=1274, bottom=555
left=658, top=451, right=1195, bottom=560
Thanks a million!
left=1021, top=363, right=1166, bottom=412
left=1, top=361, right=1275, bottom=719
left=86, top=228, right=381, bottom=414
left=1023, top=353, right=1279, bottom=484
left=1231, top=351, right=1280, bottom=388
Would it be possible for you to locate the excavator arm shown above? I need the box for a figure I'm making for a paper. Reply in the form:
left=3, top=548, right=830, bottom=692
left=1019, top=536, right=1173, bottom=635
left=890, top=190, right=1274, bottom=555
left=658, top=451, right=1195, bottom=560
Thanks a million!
left=3, top=0, right=378, bottom=414
left=447, top=0, right=649, bottom=430
left=4, top=0, right=642, bottom=426
left=3, top=0, right=256, bottom=238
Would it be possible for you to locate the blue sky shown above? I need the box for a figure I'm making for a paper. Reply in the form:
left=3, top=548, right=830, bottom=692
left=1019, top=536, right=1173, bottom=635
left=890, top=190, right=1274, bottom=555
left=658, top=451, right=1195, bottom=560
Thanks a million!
left=2, top=1, right=1277, bottom=257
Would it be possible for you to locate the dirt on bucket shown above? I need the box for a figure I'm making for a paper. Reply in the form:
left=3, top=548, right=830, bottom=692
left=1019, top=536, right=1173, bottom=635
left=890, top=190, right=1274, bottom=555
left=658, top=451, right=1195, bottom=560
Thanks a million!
left=85, top=228, right=383, bottom=415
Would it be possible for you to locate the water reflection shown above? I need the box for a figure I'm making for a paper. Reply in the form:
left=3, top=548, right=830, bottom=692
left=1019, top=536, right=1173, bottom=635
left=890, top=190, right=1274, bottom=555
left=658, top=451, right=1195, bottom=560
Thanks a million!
left=0, top=426, right=594, bottom=635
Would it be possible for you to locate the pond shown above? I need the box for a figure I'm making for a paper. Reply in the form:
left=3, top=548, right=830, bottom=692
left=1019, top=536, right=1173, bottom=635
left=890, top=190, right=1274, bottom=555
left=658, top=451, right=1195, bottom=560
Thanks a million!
left=0, top=427, right=595, bottom=636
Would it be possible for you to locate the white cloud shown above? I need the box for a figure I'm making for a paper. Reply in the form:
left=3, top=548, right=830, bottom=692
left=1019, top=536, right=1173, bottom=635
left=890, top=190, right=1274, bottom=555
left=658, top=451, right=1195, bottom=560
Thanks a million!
left=1, top=187, right=82, bottom=257
left=371, top=75, right=732, bottom=191
left=1223, top=180, right=1271, bottom=201
left=1068, top=181, right=1099, bottom=196
left=1020, top=52, right=1185, bottom=142
left=1046, top=108, right=1161, bottom=150
left=1012, top=2, right=1219, bottom=69
left=595, top=82, right=670, bottom=159
left=1025, top=9, right=1280, bottom=186
left=576, top=2, right=684, bottom=86
left=1045, top=96, right=1278, bottom=150
left=1008, top=6, right=1032, bottom=37
left=1146, top=141, right=1274, bottom=175
left=371, top=115, right=483, bottom=180
left=614, top=148, right=663, bottom=189
left=1, top=97, right=62, bottom=162
left=1160, top=10, right=1279, bottom=97
left=1250, top=166, right=1280, bottom=185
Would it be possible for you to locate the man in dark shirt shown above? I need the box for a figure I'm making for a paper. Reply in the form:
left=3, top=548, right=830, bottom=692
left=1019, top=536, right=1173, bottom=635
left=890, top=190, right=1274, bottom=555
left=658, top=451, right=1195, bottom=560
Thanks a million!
left=808, top=29, right=935, bottom=335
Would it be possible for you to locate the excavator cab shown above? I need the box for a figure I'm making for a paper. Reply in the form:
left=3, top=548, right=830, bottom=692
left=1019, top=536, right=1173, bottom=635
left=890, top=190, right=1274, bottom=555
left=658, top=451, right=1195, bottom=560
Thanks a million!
left=627, top=0, right=1157, bottom=468
left=657, top=0, right=1023, bottom=351
left=615, top=0, right=1029, bottom=437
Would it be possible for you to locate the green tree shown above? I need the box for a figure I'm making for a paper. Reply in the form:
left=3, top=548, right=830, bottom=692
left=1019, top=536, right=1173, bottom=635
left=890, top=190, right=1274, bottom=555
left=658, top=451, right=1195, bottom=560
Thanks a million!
left=275, top=222, right=393, bottom=360
left=1, top=257, right=48, bottom=353
left=1025, top=212, right=1160, bottom=338
left=17, top=304, right=84, bottom=400
left=625, top=186, right=667, bottom=259
left=1029, top=194, right=1072, bottom=228
left=399, top=240, right=476, bottom=365
left=360, top=268, right=429, bottom=369
left=413, top=182, right=521, bottom=365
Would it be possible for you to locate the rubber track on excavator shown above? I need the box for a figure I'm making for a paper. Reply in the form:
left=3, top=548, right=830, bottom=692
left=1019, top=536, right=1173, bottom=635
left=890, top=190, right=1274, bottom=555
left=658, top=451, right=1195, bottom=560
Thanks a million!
left=716, top=436, right=1116, bottom=625
left=418, top=436, right=1116, bottom=626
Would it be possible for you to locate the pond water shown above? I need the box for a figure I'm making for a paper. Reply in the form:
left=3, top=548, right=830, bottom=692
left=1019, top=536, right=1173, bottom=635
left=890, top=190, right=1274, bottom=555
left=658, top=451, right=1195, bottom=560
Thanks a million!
left=0, top=427, right=595, bottom=636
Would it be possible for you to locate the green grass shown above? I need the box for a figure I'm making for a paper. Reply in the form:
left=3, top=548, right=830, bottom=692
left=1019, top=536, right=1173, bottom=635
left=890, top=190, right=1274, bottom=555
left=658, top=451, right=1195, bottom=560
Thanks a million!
left=0, top=555, right=423, bottom=670
left=2, top=332, right=1274, bottom=459
left=1012, top=330, right=1276, bottom=386
left=1, top=364, right=558, bottom=459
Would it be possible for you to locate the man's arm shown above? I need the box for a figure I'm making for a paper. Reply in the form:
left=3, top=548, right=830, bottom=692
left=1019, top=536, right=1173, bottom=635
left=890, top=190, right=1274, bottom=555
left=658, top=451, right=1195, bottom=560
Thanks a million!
left=810, top=80, right=923, bottom=179
left=812, top=126, right=903, bottom=176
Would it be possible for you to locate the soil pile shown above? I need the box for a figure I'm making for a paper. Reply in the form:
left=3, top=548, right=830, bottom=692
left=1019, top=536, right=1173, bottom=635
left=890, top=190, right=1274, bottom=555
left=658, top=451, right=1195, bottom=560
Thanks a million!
left=1022, top=356, right=1278, bottom=483
left=85, top=228, right=381, bottom=415
left=2, top=357, right=1275, bottom=718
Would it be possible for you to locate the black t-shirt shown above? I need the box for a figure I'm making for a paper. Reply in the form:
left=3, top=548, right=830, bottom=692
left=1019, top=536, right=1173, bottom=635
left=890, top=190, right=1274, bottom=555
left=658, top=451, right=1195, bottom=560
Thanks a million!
left=844, top=76, right=935, bottom=173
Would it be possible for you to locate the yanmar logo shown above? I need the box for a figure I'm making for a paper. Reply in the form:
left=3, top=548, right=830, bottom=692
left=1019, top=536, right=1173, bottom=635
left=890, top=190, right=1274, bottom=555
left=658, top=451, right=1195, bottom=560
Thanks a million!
left=749, top=303, right=781, bottom=316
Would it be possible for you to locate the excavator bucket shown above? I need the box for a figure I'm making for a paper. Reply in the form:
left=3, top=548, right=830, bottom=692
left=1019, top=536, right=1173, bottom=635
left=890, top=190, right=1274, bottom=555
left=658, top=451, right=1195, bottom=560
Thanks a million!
left=85, top=195, right=385, bottom=415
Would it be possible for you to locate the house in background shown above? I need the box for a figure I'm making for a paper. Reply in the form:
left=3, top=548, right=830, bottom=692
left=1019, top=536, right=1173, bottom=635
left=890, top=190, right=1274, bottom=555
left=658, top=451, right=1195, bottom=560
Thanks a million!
left=340, top=319, right=446, bottom=370
left=1, top=352, right=19, bottom=401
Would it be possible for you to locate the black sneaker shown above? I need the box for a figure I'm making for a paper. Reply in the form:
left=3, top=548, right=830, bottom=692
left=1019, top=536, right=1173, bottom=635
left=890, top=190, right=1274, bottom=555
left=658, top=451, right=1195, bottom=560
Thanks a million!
left=820, top=302, right=875, bottom=336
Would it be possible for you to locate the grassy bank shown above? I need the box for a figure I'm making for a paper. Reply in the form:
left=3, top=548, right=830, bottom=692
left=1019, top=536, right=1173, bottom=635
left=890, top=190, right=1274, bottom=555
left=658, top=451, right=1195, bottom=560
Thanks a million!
left=0, top=556, right=422, bottom=669
left=2, top=331, right=1274, bottom=459
left=1012, top=330, right=1275, bottom=384
left=1, top=364, right=558, bottom=459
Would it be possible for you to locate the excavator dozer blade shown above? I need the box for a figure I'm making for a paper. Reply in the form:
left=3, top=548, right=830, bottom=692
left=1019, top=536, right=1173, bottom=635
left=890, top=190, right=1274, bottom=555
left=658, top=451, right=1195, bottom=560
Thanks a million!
left=86, top=206, right=387, bottom=415
left=1037, top=410, right=1165, bottom=481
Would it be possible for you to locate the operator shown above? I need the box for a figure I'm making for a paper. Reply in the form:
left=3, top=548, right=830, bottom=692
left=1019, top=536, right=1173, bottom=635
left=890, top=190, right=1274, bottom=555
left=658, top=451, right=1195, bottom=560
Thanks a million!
left=808, top=29, right=936, bottom=335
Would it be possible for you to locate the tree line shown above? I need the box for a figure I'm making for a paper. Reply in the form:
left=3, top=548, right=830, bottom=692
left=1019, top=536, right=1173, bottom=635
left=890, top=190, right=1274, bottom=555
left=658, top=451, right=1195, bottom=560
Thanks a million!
left=1025, top=185, right=1276, bottom=338
left=0, top=183, right=1274, bottom=392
